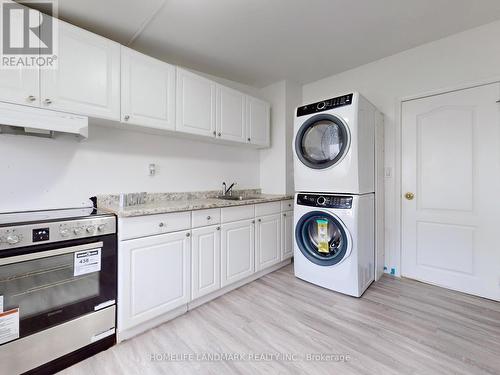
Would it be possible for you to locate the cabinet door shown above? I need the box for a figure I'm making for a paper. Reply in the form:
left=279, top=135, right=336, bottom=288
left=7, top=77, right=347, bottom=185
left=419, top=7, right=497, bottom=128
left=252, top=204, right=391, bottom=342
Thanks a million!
left=221, top=219, right=254, bottom=287
left=121, top=47, right=176, bottom=130
left=41, top=20, right=120, bottom=120
left=281, top=211, right=294, bottom=260
left=191, top=225, right=221, bottom=299
left=176, top=68, right=216, bottom=137
left=246, top=96, right=270, bottom=147
left=216, top=85, right=246, bottom=143
left=118, top=231, right=191, bottom=331
left=255, top=214, right=281, bottom=271
left=0, top=7, right=39, bottom=107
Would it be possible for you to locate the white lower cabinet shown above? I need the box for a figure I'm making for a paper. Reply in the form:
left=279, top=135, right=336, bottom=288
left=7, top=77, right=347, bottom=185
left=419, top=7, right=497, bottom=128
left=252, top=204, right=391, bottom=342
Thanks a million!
left=281, top=211, right=294, bottom=260
left=191, top=225, right=221, bottom=299
left=255, top=214, right=281, bottom=271
left=119, top=230, right=191, bottom=331
left=221, top=219, right=255, bottom=287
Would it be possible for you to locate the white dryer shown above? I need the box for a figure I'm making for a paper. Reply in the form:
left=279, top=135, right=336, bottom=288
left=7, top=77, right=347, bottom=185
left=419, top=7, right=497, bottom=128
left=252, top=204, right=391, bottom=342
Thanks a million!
left=293, top=92, right=379, bottom=194
left=294, top=192, right=374, bottom=297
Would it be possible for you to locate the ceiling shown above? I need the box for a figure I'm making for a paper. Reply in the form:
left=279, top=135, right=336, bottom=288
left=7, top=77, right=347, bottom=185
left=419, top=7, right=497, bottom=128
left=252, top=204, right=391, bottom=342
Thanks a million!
left=52, top=0, right=500, bottom=87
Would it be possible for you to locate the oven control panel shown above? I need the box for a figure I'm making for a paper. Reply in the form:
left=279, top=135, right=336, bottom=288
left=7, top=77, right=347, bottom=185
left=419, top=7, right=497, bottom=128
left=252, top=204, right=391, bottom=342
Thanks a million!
left=297, top=193, right=353, bottom=209
left=0, top=216, right=116, bottom=251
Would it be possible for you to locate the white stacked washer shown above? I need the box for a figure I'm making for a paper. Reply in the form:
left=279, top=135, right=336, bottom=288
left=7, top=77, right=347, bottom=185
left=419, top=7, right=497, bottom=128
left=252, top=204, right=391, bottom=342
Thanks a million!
left=292, top=92, right=384, bottom=297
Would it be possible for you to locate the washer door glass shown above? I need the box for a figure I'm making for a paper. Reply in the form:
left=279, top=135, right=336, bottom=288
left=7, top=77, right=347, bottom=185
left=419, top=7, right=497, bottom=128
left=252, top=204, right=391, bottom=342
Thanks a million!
left=295, top=211, right=349, bottom=266
left=295, top=114, right=349, bottom=169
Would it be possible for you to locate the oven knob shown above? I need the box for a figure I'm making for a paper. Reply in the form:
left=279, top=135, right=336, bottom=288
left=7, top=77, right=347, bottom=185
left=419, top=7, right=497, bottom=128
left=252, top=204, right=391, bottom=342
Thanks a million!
left=97, top=224, right=106, bottom=232
left=86, top=225, right=96, bottom=233
left=60, top=229, right=70, bottom=237
left=6, top=234, right=20, bottom=245
left=73, top=227, right=83, bottom=235
left=317, top=196, right=326, bottom=205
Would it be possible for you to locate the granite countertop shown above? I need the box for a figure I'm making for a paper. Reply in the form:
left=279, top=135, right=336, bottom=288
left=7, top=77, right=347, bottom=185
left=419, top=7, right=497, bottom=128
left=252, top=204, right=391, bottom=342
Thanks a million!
left=97, top=190, right=294, bottom=217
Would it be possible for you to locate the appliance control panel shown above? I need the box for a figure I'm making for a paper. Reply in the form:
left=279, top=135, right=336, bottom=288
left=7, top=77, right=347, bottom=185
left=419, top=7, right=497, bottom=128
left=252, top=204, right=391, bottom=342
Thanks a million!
left=296, top=93, right=353, bottom=117
left=0, top=216, right=116, bottom=251
left=297, top=193, right=353, bottom=209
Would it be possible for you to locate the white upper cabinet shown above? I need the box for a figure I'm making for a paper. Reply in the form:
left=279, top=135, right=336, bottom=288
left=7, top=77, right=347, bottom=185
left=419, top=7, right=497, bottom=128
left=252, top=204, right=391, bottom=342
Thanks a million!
left=216, top=85, right=246, bottom=143
left=40, top=20, right=120, bottom=120
left=246, top=96, right=270, bottom=147
left=121, top=47, right=176, bottom=130
left=176, top=68, right=216, bottom=137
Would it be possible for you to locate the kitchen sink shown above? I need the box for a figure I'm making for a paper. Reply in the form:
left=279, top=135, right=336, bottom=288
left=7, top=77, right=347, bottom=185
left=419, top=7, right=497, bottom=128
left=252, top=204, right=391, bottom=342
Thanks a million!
left=217, top=195, right=261, bottom=201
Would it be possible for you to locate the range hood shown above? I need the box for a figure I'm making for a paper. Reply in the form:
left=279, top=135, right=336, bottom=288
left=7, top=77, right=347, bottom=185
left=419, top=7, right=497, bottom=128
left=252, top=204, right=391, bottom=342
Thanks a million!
left=0, top=101, right=88, bottom=138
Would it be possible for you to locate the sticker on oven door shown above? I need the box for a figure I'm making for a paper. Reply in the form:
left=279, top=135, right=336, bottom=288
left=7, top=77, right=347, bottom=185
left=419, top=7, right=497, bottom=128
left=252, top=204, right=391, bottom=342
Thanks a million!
left=74, top=248, right=102, bottom=276
left=0, top=308, right=19, bottom=345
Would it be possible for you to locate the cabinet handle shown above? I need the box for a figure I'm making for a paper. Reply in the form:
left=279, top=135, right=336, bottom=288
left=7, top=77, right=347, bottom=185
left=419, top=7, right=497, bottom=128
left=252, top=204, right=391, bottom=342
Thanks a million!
left=44, top=98, right=52, bottom=105
left=159, top=222, right=165, bottom=227
left=213, top=130, right=216, bottom=136
left=27, top=95, right=36, bottom=102
left=124, top=115, right=130, bottom=121
left=216, top=226, right=220, bottom=231
left=247, top=138, right=251, bottom=142
left=251, top=220, right=255, bottom=224
left=186, top=232, right=191, bottom=237
left=283, top=213, right=286, bottom=217
left=207, top=216, right=211, bottom=220
left=258, top=219, right=262, bottom=222
left=218, top=132, right=221, bottom=137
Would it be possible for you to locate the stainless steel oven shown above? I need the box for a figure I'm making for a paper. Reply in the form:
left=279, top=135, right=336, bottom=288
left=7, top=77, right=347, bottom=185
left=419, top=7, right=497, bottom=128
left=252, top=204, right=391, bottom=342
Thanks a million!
left=0, top=208, right=117, bottom=374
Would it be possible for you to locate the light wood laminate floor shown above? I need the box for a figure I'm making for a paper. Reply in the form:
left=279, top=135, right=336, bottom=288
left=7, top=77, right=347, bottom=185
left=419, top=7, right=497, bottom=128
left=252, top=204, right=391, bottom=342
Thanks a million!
left=61, top=264, right=500, bottom=375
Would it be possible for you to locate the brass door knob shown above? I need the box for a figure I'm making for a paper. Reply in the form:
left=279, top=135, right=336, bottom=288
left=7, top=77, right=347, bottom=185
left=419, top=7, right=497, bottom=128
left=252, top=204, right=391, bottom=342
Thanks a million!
left=405, top=192, right=415, bottom=200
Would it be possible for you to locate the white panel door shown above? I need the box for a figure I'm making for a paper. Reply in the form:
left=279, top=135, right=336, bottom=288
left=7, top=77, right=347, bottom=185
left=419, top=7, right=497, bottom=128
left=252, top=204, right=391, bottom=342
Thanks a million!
left=402, top=83, right=500, bottom=301
left=216, top=85, right=246, bottom=142
left=221, top=219, right=254, bottom=287
left=0, top=7, right=39, bottom=107
left=191, top=225, right=221, bottom=299
left=121, top=47, right=176, bottom=130
left=118, top=230, right=191, bottom=330
left=255, top=214, right=281, bottom=271
left=246, top=96, right=270, bottom=147
left=176, top=68, right=216, bottom=137
left=41, top=20, right=120, bottom=119
left=281, top=211, right=294, bottom=260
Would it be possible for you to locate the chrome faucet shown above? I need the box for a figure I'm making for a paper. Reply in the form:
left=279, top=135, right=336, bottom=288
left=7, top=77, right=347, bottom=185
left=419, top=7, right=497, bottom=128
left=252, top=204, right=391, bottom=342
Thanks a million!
left=222, top=182, right=237, bottom=196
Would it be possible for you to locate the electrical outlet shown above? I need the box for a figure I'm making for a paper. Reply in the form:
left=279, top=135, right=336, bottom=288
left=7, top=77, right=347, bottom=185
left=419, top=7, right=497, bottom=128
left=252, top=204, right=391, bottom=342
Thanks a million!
left=149, top=163, right=156, bottom=176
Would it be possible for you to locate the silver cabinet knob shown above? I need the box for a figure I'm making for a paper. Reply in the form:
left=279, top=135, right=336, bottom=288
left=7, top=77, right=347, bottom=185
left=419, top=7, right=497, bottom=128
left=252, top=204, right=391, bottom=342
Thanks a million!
left=251, top=220, right=255, bottom=224
left=124, top=115, right=130, bottom=120
left=283, top=213, right=286, bottom=217
left=27, top=95, right=36, bottom=102
left=44, top=98, right=52, bottom=104
left=159, top=222, right=165, bottom=227
left=213, top=130, right=216, bottom=136
left=207, top=215, right=211, bottom=220
left=247, top=138, right=251, bottom=142
left=216, top=226, right=220, bottom=231
left=186, top=232, right=191, bottom=237
left=218, top=132, right=221, bottom=137
left=258, top=219, right=262, bottom=222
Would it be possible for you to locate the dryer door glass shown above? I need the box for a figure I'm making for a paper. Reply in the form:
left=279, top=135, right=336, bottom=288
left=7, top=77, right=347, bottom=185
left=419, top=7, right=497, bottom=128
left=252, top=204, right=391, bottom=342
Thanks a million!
left=295, top=114, right=349, bottom=169
left=295, top=211, right=349, bottom=266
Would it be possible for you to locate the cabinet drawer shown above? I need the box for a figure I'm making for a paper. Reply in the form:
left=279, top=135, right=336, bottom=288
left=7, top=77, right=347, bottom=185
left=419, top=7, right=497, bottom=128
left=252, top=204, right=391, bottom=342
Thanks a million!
left=281, top=199, right=294, bottom=212
left=192, top=208, right=221, bottom=228
left=120, top=212, right=191, bottom=240
left=221, top=205, right=254, bottom=223
left=255, top=202, right=281, bottom=217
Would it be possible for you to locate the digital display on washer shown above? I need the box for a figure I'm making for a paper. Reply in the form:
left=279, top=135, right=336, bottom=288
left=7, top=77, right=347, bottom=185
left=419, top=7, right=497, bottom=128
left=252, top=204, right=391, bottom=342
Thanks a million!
left=296, top=93, right=353, bottom=117
left=297, top=194, right=353, bottom=209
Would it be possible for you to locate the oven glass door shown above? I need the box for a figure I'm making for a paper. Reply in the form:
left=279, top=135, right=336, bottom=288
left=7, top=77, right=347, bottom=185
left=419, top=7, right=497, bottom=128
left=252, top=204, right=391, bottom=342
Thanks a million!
left=0, top=235, right=116, bottom=342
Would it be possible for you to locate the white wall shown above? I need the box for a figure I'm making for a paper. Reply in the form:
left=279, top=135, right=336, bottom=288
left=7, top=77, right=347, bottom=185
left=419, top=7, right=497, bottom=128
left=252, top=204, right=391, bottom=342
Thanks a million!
left=302, top=20, right=500, bottom=276
left=259, top=80, right=302, bottom=195
left=0, top=125, right=260, bottom=212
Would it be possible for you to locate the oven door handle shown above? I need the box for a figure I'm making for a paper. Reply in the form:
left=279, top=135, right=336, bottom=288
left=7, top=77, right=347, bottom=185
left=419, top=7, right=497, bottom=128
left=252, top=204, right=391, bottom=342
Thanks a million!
left=0, top=242, right=104, bottom=266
